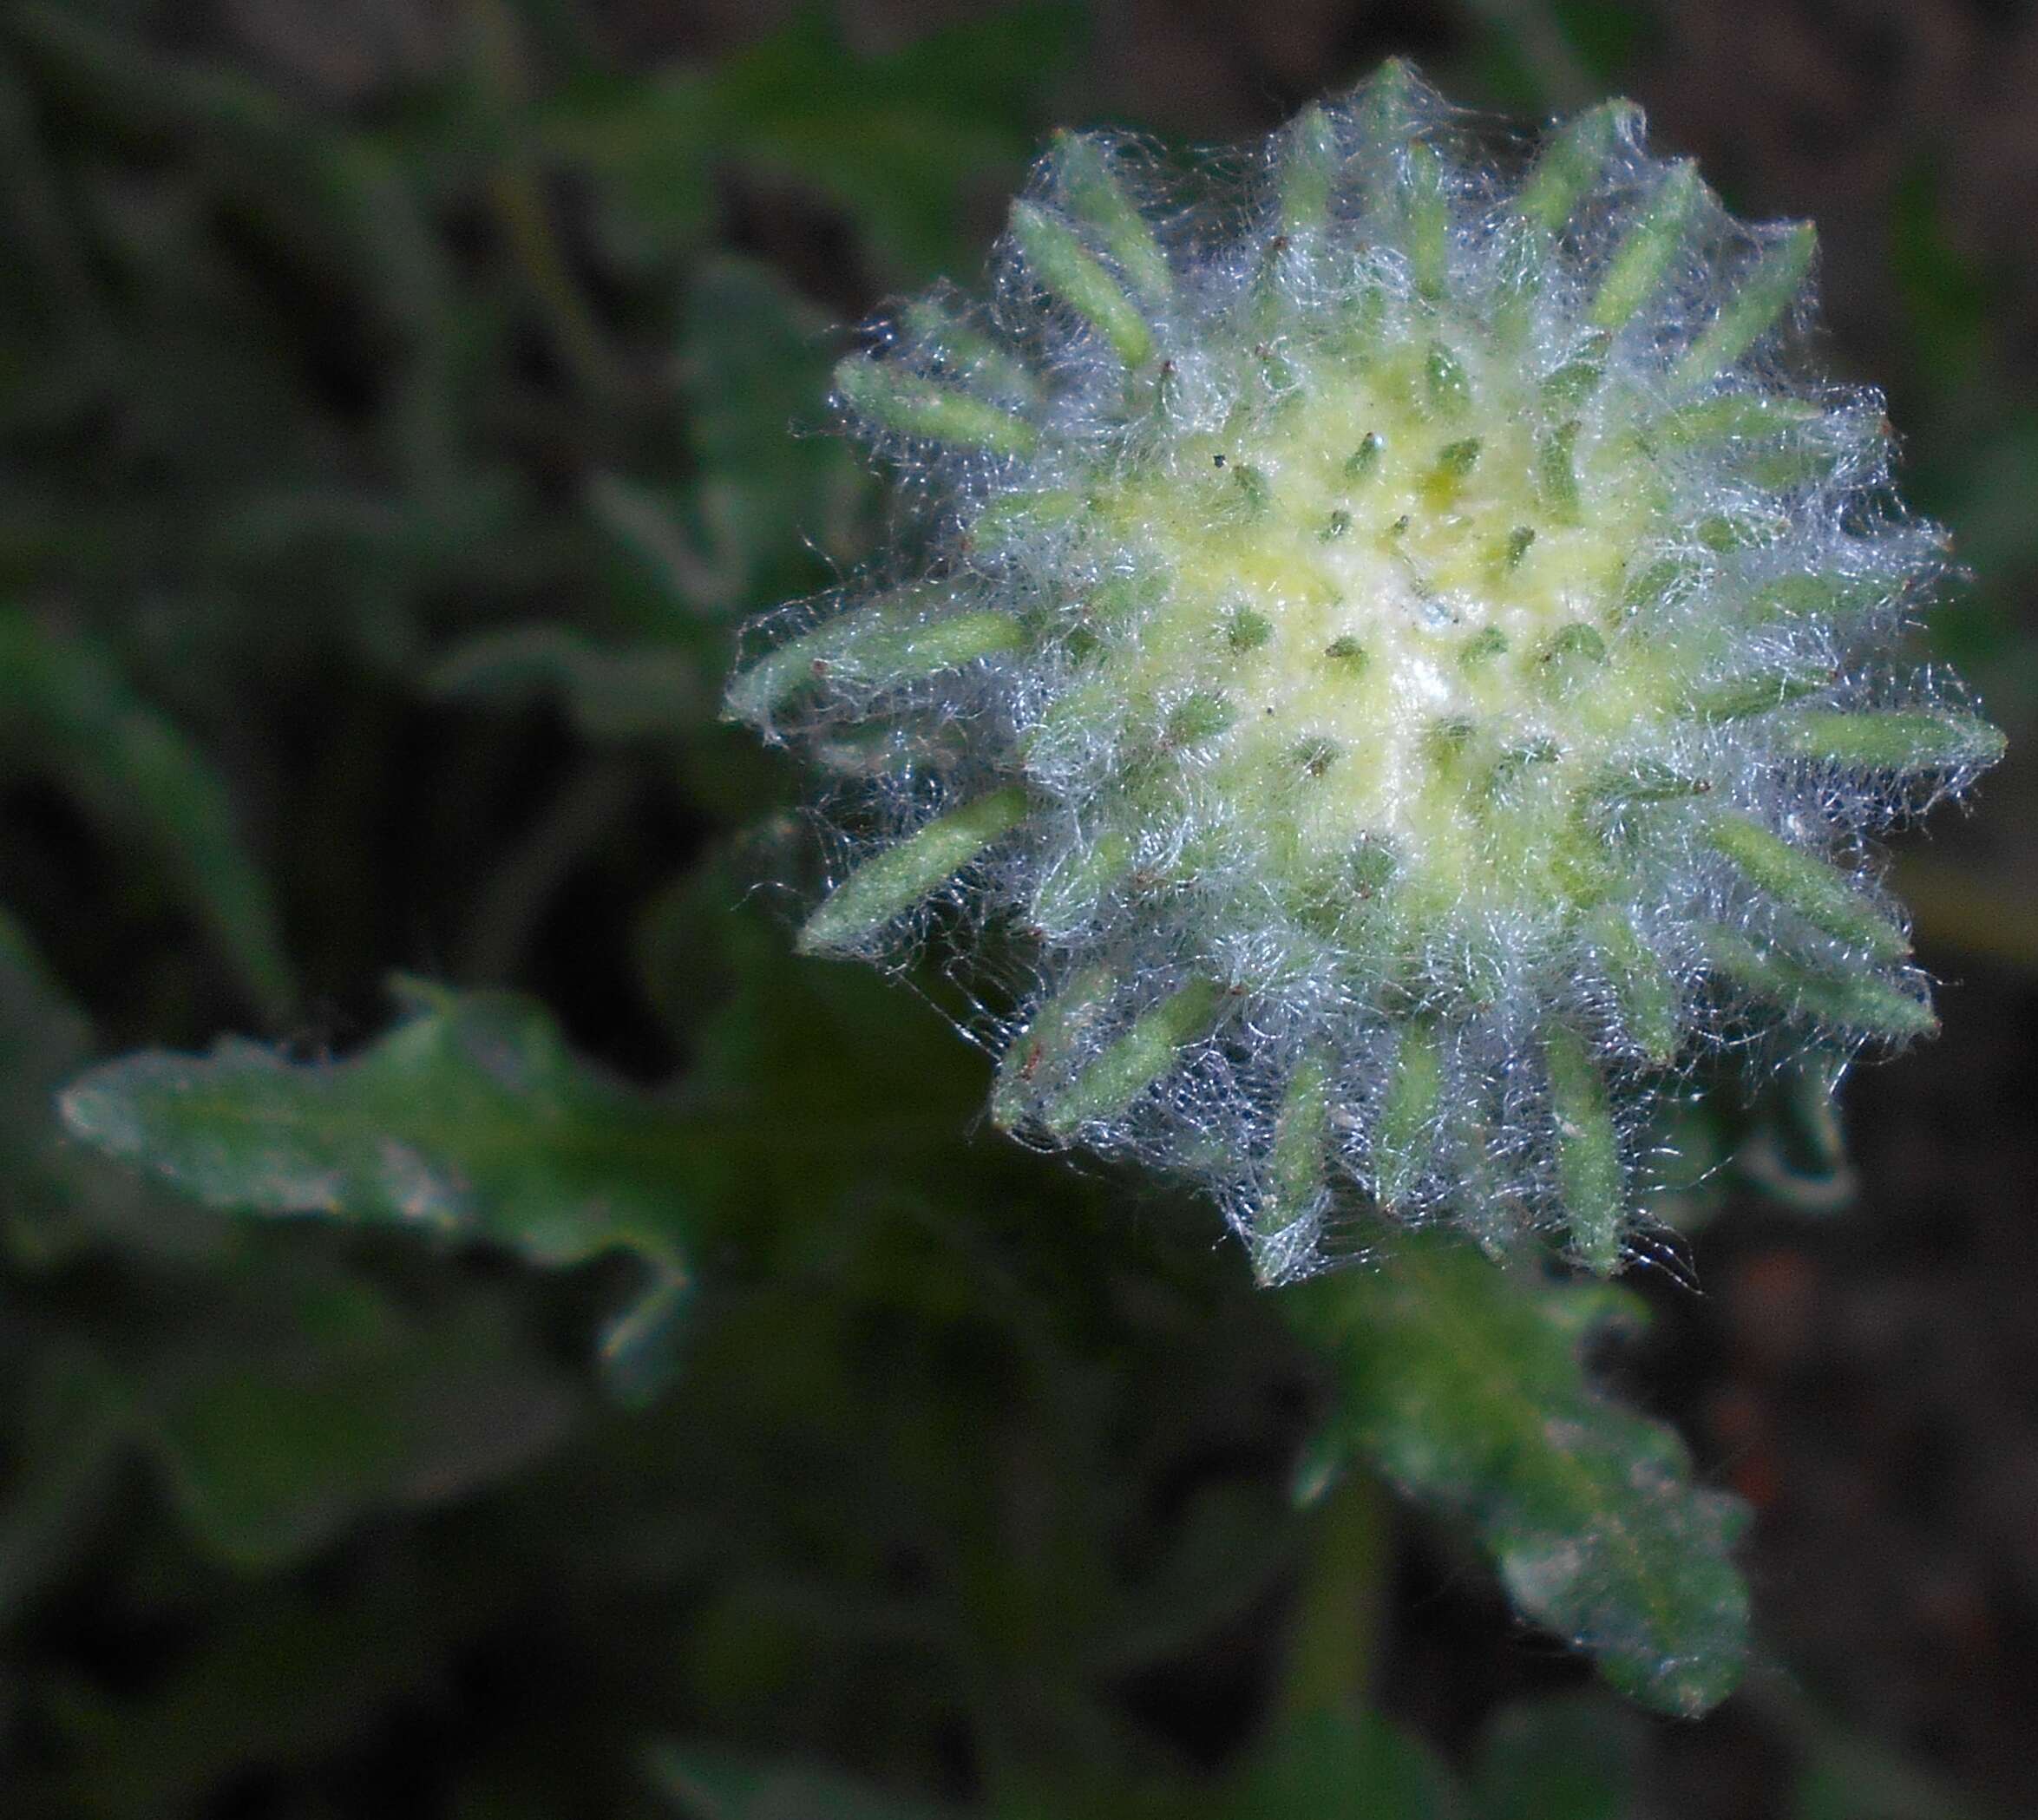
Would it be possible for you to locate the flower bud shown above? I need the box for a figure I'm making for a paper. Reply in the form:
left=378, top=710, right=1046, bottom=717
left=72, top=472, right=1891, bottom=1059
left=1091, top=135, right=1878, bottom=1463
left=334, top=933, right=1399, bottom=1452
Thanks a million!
left=726, top=63, right=2002, bottom=1282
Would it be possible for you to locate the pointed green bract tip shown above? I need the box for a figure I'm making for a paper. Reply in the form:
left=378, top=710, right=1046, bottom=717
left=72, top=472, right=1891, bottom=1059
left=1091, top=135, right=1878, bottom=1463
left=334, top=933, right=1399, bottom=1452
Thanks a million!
left=1773, top=708, right=2005, bottom=774
left=1543, top=1024, right=1625, bottom=1273
left=797, top=788, right=1028, bottom=954
left=1259, top=1050, right=1334, bottom=1264
left=1404, top=141, right=1451, bottom=298
left=1278, top=104, right=1341, bottom=240
left=1589, top=160, right=1701, bottom=330
left=1592, top=909, right=1679, bottom=1066
left=1519, top=100, right=1641, bottom=233
left=834, top=357, right=1038, bottom=455
left=1042, top=977, right=1225, bottom=1136
left=1701, top=926, right=1936, bottom=1040
left=1010, top=200, right=1157, bottom=369
left=1701, top=812, right=1910, bottom=962
left=1673, top=222, right=1816, bottom=389
left=1375, top=1023, right=1444, bottom=1208
left=724, top=597, right=1026, bottom=723
left=1050, top=130, right=1175, bottom=308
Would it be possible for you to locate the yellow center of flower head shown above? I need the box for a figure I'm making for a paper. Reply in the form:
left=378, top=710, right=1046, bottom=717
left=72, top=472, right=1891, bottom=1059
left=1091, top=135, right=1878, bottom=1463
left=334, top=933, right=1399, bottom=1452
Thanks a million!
left=1060, top=326, right=1661, bottom=925
left=726, top=63, right=2001, bottom=1283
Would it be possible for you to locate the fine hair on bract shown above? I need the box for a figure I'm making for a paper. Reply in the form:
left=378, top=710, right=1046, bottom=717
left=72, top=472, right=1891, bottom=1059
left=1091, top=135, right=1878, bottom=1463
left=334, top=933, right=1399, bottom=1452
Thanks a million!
left=725, top=62, right=2002, bottom=1286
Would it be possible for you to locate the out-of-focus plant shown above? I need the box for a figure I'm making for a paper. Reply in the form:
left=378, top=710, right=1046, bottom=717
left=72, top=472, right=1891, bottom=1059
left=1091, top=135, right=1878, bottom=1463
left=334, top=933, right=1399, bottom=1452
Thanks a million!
left=0, top=5, right=2018, bottom=1818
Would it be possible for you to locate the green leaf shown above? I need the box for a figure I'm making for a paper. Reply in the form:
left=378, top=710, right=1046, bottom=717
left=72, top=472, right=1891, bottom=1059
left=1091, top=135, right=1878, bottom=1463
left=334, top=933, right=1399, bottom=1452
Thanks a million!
left=1040, top=976, right=1226, bottom=1136
left=1542, top=1024, right=1624, bottom=1273
left=56, top=978, right=696, bottom=1403
left=1286, top=1234, right=1750, bottom=1716
left=0, top=607, right=294, bottom=1022
left=148, top=1280, right=574, bottom=1571
left=0, top=902, right=225, bottom=1268
left=1672, top=222, right=1816, bottom=388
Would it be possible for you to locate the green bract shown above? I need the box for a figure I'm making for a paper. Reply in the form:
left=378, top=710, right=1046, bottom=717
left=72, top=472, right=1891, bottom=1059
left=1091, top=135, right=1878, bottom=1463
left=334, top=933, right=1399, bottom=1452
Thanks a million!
left=726, top=63, right=2002, bottom=1281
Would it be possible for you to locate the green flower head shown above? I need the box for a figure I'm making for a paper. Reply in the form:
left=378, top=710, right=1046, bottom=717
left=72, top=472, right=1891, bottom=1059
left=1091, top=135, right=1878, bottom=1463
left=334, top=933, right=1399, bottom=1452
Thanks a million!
left=726, top=62, right=2002, bottom=1283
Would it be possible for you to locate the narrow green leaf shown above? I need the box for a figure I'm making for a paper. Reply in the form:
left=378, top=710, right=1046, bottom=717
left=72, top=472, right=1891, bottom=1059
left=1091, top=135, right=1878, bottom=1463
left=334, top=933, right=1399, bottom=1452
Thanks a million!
left=1672, top=222, right=1816, bottom=388
left=799, top=789, right=1029, bottom=954
left=1700, top=925, right=1936, bottom=1039
left=1588, top=161, right=1700, bottom=331
left=1277, top=103, right=1340, bottom=240
left=1701, top=812, right=1910, bottom=959
left=992, top=961, right=1116, bottom=1129
left=1050, top=130, right=1173, bottom=307
left=1771, top=709, right=2006, bottom=774
left=1734, top=1051, right=1858, bottom=1214
left=58, top=980, right=695, bottom=1403
left=1618, top=553, right=1705, bottom=621
left=1287, top=1234, right=1751, bottom=1716
left=1430, top=435, right=1483, bottom=485
left=724, top=597, right=1025, bottom=724
left=902, top=298, right=1036, bottom=401
left=1374, top=1021, right=1443, bottom=1208
left=967, top=485, right=1087, bottom=555
left=1537, top=420, right=1582, bottom=521
left=834, top=357, right=1039, bottom=455
left=1042, top=976, right=1224, bottom=1136
left=1518, top=101, right=1636, bottom=234
left=1405, top=142, right=1449, bottom=299
left=1748, top=570, right=1898, bottom=621
left=1010, top=200, right=1156, bottom=368
left=1542, top=351, right=1609, bottom=410
left=1353, top=57, right=1420, bottom=146
left=1685, top=665, right=1829, bottom=723
left=1590, top=909, right=1679, bottom=1066
left=1425, top=341, right=1472, bottom=413
left=0, top=608, right=293, bottom=1022
left=1257, top=1050, right=1334, bottom=1273
left=1164, top=689, right=1237, bottom=746
left=1655, top=390, right=1824, bottom=446
left=1543, top=1025, right=1625, bottom=1273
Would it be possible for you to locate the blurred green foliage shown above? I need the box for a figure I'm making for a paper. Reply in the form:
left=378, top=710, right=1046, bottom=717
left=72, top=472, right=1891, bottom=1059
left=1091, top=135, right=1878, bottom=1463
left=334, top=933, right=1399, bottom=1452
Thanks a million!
left=0, top=3, right=2021, bottom=1817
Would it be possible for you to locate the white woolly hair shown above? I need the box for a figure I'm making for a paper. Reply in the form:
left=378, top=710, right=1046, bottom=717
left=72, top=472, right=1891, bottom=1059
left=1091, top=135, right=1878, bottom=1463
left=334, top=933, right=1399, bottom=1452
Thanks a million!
left=726, top=63, right=2001, bottom=1285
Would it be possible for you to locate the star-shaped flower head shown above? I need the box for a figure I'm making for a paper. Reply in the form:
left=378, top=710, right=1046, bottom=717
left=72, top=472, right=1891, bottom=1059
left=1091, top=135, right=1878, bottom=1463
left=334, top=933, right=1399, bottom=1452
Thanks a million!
left=726, top=62, right=2002, bottom=1283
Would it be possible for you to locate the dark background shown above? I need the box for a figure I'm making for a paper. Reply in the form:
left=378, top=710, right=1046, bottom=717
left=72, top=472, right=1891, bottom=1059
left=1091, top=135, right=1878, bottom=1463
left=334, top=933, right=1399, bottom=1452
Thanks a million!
left=1, top=2, right=2033, bottom=1816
